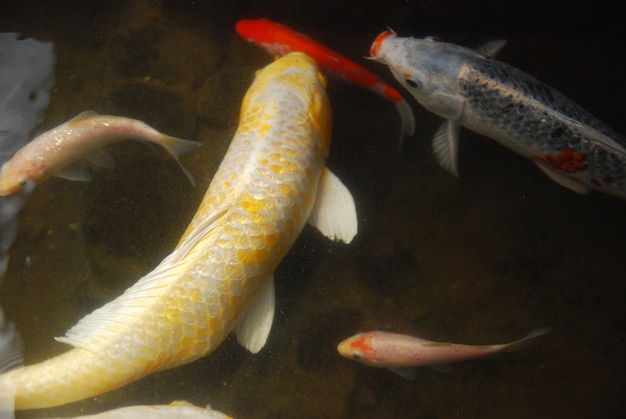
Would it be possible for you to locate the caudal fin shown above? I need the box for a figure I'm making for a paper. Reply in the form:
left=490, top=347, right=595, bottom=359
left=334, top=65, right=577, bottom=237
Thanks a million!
left=394, top=99, right=416, bottom=152
left=503, top=327, right=552, bottom=353
left=159, top=135, right=200, bottom=187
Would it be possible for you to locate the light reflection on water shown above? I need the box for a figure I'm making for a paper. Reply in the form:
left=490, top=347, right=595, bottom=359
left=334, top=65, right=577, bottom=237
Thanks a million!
left=0, top=1, right=625, bottom=418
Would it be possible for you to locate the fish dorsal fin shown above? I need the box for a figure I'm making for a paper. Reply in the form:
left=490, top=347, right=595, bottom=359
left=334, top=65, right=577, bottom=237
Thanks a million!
left=479, top=39, right=507, bottom=58
left=535, top=163, right=591, bottom=195
left=236, top=274, right=275, bottom=353
left=173, top=205, right=230, bottom=262
left=66, top=110, right=99, bottom=126
left=55, top=251, right=187, bottom=352
left=432, top=120, right=461, bottom=177
left=55, top=161, right=92, bottom=181
left=308, top=167, right=358, bottom=244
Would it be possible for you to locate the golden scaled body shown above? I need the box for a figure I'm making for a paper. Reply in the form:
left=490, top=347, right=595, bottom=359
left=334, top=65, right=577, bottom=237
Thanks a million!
left=1, top=52, right=355, bottom=410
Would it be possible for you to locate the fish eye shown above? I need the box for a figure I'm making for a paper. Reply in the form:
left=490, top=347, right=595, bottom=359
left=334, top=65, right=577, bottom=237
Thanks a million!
left=404, top=74, right=422, bottom=89
left=352, top=353, right=363, bottom=361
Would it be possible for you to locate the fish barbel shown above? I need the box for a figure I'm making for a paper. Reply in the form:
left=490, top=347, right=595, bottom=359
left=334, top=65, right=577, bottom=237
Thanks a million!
left=0, top=52, right=357, bottom=410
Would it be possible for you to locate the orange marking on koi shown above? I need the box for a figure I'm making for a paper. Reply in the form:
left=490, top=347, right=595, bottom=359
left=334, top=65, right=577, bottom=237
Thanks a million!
left=533, top=148, right=587, bottom=173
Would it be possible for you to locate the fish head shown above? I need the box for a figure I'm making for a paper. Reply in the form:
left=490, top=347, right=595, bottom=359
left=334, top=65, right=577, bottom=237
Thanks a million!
left=241, top=52, right=332, bottom=151
left=370, top=32, right=479, bottom=119
left=337, top=332, right=383, bottom=367
left=0, top=157, right=39, bottom=196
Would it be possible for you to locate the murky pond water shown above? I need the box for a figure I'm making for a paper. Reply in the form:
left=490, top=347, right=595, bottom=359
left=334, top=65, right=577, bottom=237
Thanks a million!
left=1, top=1, right=624, bottom=418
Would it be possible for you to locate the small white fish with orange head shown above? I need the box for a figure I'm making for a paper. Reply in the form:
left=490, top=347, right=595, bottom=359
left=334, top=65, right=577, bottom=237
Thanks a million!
left=337, top=328, right=551, bottom=379
left=0, top=111, right=199, bottom=196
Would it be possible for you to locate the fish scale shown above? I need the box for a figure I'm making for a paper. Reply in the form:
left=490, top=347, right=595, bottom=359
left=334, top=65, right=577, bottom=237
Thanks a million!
left=458, top=61, right=626, bottom=189
left=0, top=52, right=333, bottom=410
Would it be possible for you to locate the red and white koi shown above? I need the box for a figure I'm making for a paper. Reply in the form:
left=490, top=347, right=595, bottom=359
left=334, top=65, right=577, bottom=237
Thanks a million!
left=337, top=328, right=551, bottom=379
left=235, top=19, right=415, bottom=146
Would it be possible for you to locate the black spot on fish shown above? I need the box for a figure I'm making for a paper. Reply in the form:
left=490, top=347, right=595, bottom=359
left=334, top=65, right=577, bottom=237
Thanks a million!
left=551, top=127, right=564, bottom=138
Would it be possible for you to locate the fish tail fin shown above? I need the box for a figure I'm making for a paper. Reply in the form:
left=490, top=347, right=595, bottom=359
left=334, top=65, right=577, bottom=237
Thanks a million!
left=394, top=99, right=416, bottom=153
left=0, top=308, right=22, bottom=418
left=502, top=327, right=552, bottom=353
left=158, top=135, right=200, bottom=187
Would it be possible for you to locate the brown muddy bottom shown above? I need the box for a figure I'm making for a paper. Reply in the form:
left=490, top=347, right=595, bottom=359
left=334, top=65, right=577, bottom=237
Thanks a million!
left=0, top=1, right=624, bottom=418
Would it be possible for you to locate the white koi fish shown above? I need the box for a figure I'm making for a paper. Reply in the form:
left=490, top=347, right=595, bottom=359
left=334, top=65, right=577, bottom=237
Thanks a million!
left=370, top=31, right=626, bottom=200
left=0, top=111, right=199, bottom=196
left=48, top=401, right=233, bottom=419
left=337, top=328, right=551, bottom=380
left=0, top=52, right=357, bottom=410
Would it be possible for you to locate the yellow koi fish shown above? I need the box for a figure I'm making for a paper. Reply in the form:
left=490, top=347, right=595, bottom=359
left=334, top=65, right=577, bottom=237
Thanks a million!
left=0, top=52, right=357, bottom=411
left=337, top=328, right=550, bottom=379
left=0, top=111, right=199, bottom=196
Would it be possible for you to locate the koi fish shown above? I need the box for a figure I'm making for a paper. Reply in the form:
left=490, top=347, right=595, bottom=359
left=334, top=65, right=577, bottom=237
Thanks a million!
left=55, top=401, right=233, bottom=419
left=370, top=31, right=626, bottom=200
left=337, top=328, right=551, bottom=380
left=0, top=111, right=199, bottom=196
left=235, top=19, right=415, bottom=146
left=0, top=52, right=357, bottom=410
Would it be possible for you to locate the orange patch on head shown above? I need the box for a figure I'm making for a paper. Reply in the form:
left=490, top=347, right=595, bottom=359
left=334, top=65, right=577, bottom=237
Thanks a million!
left=349, top=334, right=375, bottom=358
left=533, top=148, right=588, bottom=173
left=370, top=31, right=394, bottom=57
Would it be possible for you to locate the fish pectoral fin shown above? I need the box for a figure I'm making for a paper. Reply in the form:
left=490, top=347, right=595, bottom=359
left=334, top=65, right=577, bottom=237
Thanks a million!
left=0, top=309, right=22, bottom=374
left=85, top=149, right=116, bottom=170
left=478, top=39, right=507, bottom=58
left=389, top=367, right=419, bottom=380
left=428, top=364, right=453, bottom=374
left=432, top=120, right=461, bottom=177
left=308, top=167, right=358, bottom=244
left=428, top=93, right=465, bottom=121
left=56, top=251, right=186, bottom=353
left=236, top=274, right=276, bottom=354
left=55, top=162, right=92, bottom=181
left=535, top=163, right=591, bottom=195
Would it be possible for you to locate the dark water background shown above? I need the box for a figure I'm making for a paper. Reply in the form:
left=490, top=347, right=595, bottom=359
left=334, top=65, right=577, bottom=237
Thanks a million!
left=1, top=1, right=625, bottom=418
